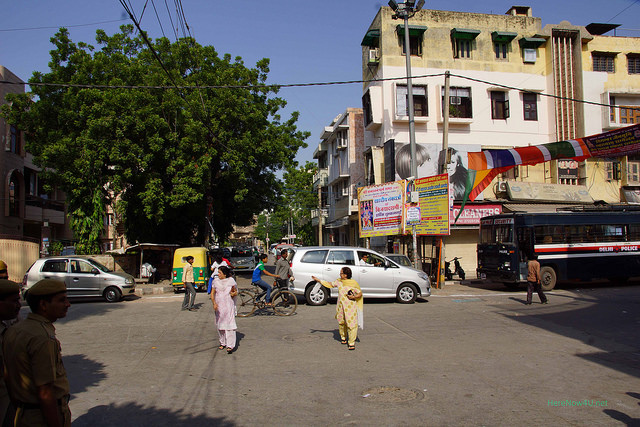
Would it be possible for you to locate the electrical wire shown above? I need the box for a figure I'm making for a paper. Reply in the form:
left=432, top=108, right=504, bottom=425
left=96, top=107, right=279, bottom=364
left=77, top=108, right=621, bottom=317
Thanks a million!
left=0, top=19, right=128, bottom=32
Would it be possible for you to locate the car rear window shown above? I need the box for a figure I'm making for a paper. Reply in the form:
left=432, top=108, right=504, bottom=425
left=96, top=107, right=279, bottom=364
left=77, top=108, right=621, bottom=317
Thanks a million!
left=42, top=260, right=67, bottom=273
left=300, top=250, right=328, bottom=264
left=231, top=249, right=252, bottom=257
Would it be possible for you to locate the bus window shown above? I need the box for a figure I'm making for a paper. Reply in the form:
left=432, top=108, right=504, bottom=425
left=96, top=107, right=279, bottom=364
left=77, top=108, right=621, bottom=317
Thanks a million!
left=480, top=225, right=494, bottom=244
left=535, top=225, right=565, bottom=244
left=595, top=224, right=625, bottom=242
left=495, top=224, right=513, bottom=243
left=630, top=224, right=640, bottom=241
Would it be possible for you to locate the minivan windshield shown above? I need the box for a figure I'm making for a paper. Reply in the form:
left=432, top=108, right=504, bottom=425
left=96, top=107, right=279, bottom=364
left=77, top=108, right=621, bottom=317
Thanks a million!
left=88, top=258, right=112, bottom=272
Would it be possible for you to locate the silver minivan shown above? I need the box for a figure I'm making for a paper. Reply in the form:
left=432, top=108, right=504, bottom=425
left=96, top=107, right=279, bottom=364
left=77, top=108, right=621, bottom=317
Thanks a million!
left=288, top=246, right=431, bottom=305
left=23, top=257, right=136, bottom=302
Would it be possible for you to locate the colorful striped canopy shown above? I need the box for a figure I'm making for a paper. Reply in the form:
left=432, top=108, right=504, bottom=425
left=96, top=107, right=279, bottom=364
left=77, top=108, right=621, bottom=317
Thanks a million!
left=456, top=123, right=640, bottom=222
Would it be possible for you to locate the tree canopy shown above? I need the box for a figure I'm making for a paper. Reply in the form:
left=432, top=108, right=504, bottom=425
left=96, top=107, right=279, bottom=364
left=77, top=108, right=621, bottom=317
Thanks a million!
left=2, top=26, right=309, bottom=249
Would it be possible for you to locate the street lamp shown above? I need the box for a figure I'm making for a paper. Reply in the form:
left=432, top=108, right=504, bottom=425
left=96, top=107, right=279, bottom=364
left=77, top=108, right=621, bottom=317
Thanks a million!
left=389, top=0, right=424, bottom=269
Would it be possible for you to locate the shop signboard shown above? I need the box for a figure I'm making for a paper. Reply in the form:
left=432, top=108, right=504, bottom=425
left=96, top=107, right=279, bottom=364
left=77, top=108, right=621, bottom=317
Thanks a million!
left=358, top=181, right=405, bottom=238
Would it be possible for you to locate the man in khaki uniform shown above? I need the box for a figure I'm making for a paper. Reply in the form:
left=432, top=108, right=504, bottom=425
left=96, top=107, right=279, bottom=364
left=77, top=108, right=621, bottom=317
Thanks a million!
left=0, top=280, right=22, bottom=426
left=3, top=280, right=71, bottom=427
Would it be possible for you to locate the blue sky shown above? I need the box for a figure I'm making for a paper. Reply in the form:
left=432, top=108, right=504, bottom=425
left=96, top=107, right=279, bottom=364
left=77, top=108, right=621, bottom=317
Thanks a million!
left=1, top=1, right=638, bottom=165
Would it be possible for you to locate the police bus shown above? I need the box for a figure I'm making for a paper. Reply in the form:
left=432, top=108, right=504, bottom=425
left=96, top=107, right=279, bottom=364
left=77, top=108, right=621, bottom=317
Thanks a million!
left=476, top=207, right=640, bottom=290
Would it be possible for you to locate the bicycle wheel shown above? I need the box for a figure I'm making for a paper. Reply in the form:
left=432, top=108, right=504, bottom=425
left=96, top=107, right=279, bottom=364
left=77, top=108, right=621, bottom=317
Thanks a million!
left=236, top=291, right=256, bottom=317
left=272, top=290, right=297, bottom=316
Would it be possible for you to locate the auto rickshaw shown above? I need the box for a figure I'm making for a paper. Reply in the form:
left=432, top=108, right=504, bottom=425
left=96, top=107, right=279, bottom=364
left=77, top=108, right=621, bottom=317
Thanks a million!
left=172, top=247, right=211, bottom=292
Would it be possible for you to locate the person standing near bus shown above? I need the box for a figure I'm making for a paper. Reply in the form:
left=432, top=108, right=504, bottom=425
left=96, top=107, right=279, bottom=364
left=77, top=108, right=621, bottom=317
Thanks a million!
left=526, top=254, right=548, bottom=305
left=182, top=256, right=197, bottom=311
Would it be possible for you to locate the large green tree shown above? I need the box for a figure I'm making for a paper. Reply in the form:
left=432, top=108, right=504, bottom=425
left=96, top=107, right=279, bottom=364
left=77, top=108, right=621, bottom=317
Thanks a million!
left=2, top=26, right=308, bottom=249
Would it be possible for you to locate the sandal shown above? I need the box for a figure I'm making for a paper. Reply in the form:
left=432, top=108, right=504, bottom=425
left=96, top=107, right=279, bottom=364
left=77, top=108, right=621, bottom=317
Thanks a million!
left=218, top=345, right=225, bottom=350
left=226, top=347, right=234, bottom=354
left=340, top=339, right=347, bottom=345
left=348, top=345, right=355, bottom=351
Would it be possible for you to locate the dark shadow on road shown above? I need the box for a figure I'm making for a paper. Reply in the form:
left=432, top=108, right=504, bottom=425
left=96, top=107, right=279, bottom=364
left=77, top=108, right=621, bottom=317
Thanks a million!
left=72, top=402, right=235, bottom=426
left=63, top=354, right=106, bottom=394
left=458, top=278, right=640, bottom=293
left=602, top=408, right=640, bottom=426
left=499, top=288, right=640, bottom=378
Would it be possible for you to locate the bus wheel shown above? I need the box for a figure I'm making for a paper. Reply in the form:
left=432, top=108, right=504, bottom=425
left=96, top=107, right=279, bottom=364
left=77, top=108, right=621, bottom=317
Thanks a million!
left=540, top=267, right=557, bottom=291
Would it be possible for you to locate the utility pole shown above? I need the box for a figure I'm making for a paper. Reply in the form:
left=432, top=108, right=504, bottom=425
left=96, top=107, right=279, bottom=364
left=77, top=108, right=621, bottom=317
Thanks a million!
left=389, top=0, right=425, bottom=270
left=437, top=70, right=451, bottom=289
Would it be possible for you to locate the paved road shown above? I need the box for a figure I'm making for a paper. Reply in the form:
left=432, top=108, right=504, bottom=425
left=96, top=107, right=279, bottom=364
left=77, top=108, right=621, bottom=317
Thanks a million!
left=39, top=276, right=640, bottom=426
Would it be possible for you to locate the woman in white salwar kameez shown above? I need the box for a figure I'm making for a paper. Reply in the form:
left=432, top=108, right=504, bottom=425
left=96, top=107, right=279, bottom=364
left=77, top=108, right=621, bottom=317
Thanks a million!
left=211, top=266, right=238, bottom=354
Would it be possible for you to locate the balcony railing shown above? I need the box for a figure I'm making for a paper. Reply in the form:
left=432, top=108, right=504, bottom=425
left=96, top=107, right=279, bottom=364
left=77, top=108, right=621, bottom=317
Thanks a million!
left=313, top=169, right=328, bottom=190
left=25, top=195, right=65, bottom=212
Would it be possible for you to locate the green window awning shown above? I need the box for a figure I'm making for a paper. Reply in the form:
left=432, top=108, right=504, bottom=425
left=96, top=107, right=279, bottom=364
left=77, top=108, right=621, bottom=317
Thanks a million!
left=361, top=29, right=381, bottom=47
left=396, top=25, right=428, bottom=37
left=519, top=37, right=546, bottom=48
left=451, top=28, right=481, bottom=40
left=491, top=31, right=517, bottom=43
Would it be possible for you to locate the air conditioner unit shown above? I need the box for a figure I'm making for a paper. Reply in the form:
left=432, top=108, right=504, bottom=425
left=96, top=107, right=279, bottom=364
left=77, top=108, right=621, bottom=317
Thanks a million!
left=496, top=181, right=508, bottom=193
left=341, top=187, right=350, bottom=197
left=368, top=48, right=380, bottom=63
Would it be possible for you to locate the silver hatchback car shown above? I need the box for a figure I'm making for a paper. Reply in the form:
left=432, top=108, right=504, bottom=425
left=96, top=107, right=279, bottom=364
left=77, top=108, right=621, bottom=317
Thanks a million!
left=288, top=246, right=431, bottom=305
left=23, top=257, right=136, bottom=302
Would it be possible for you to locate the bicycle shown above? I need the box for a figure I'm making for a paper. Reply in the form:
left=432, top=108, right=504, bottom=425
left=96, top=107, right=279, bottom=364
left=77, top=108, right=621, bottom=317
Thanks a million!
left=236, top=282, right=297, bottom=317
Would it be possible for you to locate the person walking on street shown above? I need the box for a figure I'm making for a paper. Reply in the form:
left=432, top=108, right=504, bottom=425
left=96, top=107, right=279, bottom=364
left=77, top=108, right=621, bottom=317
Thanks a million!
left=211, top=266, right=238, bottom=354
left=0, top=280, right=22, bottom=427
left=252, top=254, right=279, bottom=306
left=526, top=254, right=548, bottom=305
left=182, top=256, right=197, bottom=311
left=312, top=266, right=363, bottom=351
left=274, top=249, right=294, bottom=288
left=3, top=279, right=71, bottom=427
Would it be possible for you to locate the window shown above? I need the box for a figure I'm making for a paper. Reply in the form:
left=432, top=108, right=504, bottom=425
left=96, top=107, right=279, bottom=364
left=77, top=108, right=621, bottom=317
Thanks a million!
left=42, top=260, right=68, bottom=273
left=362, top=91, right=372, bottom=127
left=327, top=250, right=355, bottom=266
left=523, top=93, right=538, bottom=121
left=442, top=87, right=472, bottom=118
left=454, top=39, right=471, bottom=58
left=605, top=161, right=621, bottom=181
left=397, top=25, right=426, bottom=57
left=628, top=156, right=640, bottom=183
left=300, top=250, right=328, bottom=264
left=494, top=42, right=508, bottom=59
left=593, top=53, right=615, bottom=72
left=490, top=91, right=509, bottom=119
left=628, top=55, right=640, bottom=74
left=9, top=125, right=20, bottom=154
left=401, top=34, right=422, bottom=56
left=70, top=260, right=96, bottom=274
left=619, top=106, right=640, bottom=124
left=8, top=173, right=19, bottom=217
left=523, top=48, right=537, bottom=63
left=396, top=84, right=428, bottom=117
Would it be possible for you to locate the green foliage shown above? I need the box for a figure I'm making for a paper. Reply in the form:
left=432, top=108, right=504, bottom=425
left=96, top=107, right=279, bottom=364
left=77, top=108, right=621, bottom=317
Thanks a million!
left=2, top=26, right=308, bottom=247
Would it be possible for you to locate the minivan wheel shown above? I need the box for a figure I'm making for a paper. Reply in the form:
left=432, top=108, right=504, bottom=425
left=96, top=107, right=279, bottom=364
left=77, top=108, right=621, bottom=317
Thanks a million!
left=305, top=283, right=328, bottom=306
left=104, top=287, right=122, bottom=303
left=396, top=283, right=418, bottom=304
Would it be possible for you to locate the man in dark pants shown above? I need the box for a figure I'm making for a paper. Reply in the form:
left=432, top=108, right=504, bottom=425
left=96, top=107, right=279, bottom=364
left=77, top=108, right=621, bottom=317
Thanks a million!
left=182, top=256, right=197, bottom=311
left=3, top=279, right=72, bottom=427
left=526, top=254, right=548, bottom=305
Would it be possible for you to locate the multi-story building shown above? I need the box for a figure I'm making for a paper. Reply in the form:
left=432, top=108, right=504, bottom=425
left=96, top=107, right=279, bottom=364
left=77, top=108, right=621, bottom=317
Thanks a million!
left=312, top=108, right=366, bottom=246
left=359, top=6, right=640, bottom=273
left=0, top=66, right=73, bottom=277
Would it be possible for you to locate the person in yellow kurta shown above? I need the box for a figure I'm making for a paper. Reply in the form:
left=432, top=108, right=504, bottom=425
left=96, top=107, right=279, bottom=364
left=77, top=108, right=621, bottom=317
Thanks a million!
left=312, top=267, right=363, bottom=350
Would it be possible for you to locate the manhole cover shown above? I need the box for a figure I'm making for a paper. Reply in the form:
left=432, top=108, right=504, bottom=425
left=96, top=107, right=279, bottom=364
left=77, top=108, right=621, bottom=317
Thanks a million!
left=360, top=386, right=424, bottom=403
left=282, top=334, right=322, bottom=343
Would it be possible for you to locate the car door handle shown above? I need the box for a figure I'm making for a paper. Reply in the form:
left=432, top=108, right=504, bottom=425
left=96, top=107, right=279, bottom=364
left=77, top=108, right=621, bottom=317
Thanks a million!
left=73, top=278, right=80, bottom=282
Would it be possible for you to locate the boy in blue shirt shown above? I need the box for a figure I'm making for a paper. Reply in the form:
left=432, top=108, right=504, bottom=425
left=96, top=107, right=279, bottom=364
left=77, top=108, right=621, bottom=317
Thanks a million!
left=252, top=254, right=279, bottom=305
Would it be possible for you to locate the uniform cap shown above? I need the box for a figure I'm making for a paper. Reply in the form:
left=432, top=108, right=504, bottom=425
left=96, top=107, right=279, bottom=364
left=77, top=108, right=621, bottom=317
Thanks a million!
left=0, top=260, right=6, bottom=271
left=0, top=280, right=19, bottom=296
left=27, top=279, right=67, bottom=296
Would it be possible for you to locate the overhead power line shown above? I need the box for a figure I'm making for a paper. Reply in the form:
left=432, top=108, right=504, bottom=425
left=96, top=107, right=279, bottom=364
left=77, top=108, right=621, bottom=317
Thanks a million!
left=0, top=19, right=128, bottom=32
left=2, top=72, right=638, bottom=113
